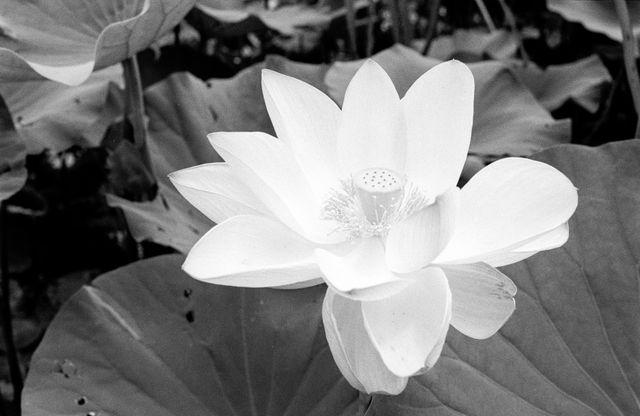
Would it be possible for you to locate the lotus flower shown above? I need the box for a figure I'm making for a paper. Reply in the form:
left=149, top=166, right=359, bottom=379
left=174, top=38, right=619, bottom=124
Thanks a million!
left=169, top=59, right=578, bottom=394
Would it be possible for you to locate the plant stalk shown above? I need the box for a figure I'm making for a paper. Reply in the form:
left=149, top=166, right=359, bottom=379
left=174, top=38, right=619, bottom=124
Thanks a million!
left=122, top=55, right=154, bottom=176
left=386, top=0, right=401, bottom=44
left=473, top=0, right=496, bottom=32
left=0, top=202, right=22, bottom=406
left=422, top=0, right=441, bottom=55
left=497, top=0, right=529, bottom=65
left=396, top=0, right=411, bottom=45
left=346, top=0, right=359, bottom=57
left=365, top=0, right=376, bottom=57
left=614, top=0, right=640, bottom=137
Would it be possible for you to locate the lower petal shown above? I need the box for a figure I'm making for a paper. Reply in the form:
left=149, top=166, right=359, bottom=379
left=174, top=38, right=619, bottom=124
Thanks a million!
left=322, top=288, right=408, bottom=394
left=183, top=215, right=321, bottom=288
left=361, top=268, right=452, bottom=377
left=442, top=263, right=516, bottom=339
left=315, top=238, right=410, bottom=301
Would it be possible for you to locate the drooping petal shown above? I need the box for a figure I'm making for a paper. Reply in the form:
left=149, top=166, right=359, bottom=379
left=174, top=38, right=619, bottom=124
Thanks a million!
left=402, top=60, right=475, bottom=197
left=361, top=268, right=452, bottom=377
left=441, top=263, right=516, bottom=339
left=183, top=215, right=322, bottom=287
left=315, top=238, right=410, bottom=301
left=480, top=222, right=569, bottom=267
left=262, top=69, right=341, bottom=196
left=386, top=187, right=459, bottom=273
left=208, top=131, right=338, bottom=243
left=169, top=163, right=268, bottom=224
left=434, top=157, right=578, bottom=265
left=423, top=302, right=451, bottom=371
left=336, top=60, right=406, bottom=174
left=322, top=288, right=408, bottom=394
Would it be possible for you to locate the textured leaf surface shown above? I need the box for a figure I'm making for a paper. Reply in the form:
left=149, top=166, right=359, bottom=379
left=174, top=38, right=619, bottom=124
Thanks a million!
left=22, top=255, right=360, bottom=416
left=510, top=55, right=612, bottom=113
left=0, top=65, right=123, bottom=153
left=369, top=139, right=640, bottom=416
left=0, top=0, right=194, bottom=85
left=325, top=45, right=570, bottom=156
left=548, top=0, right=640, bottom=42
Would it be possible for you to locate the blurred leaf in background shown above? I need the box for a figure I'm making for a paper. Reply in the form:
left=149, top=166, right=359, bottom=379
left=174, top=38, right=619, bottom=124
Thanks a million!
left=0, top=0, right=195, bottom=85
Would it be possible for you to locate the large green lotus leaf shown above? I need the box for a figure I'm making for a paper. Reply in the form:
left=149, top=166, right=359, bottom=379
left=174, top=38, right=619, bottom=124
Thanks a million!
left=510, top=55, right=612, bottom=114
left=325, top=45, right=571, bottom=157
left=110, top=56, right=330, bottom=251
left=548, top=0, right=640, bottom=42
left=0, top=96, right=26, bottom=202
left=22, top=254, right=360, bottom=415
left=425, top=29, right=518, bottom=61
left=0, top=65, right=124, bottom=153
left=370, top=139, right=640, bottom=416
left=0, top=0, right=194, bottom=86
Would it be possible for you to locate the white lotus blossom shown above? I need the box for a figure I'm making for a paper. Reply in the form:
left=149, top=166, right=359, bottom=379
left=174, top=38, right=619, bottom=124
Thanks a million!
left=169, top=59, right=578, bottom=394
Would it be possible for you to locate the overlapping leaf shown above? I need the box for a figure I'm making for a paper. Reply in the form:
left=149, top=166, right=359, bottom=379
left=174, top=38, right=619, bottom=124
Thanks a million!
left=370, top=139, right=640, bottom=416
left=0, top=65, right=124, bottom=153
left=510, top=55, right=612, bottom=113
left=0, top=0, right=194, bottom=86
left=548, top=0, right=640, bottom=42
left=22, top=255, right=360, bottom=416
left=426, top=29, right=519, bottom=61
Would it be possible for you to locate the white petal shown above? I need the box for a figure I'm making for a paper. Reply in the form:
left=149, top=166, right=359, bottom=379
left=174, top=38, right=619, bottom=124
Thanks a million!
left=322, top=288, right=408, bottom=394
left=386, top=187, right=459, bottom=273
left=208, top=131, right=336, bottom=242
left=435, top=158, right=578, bottom=264
left=336, top=60, right=406, bottom=174
left=481, top=223, right=570, bottom=267
left=424, top=302, right=451, bottom=370
left=315, top=238, right=410, bottom=301
left=402, top=60, right=474, bottom=197
left=442, top=263, right=516, bottom=339
left=169, top=163, right=267, bottom=224
left=514, top=222, right=569, bottom=252
left=262, top=69, right=341, bottom=196
left=183, top=215, right=321, bottom=287
left=361, top=268, right=452, bottom=377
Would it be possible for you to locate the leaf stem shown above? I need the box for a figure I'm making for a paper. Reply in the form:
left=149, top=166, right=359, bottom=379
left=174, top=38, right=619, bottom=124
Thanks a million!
left=365, top=0, right=376, bottom=57
left=346, top=0, right=358, bottom=57
left=422, top=0, right=441, bottom=55
left=122, top=55, right=154, bottom=176
left=396, top=0, right=411, bottom=45
left=614, top=0, right=640, bottom=137
left=497, top=0, right=529, bottom=65
left=0, top=202, right=23, bottom=406
left=386, top=0, right=401, bottom=44
left=473, top=0, right=496, bottom=32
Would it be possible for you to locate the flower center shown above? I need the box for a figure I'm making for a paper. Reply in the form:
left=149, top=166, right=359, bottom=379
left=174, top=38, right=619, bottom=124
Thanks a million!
left=322, top=168, right=432, bottom=239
